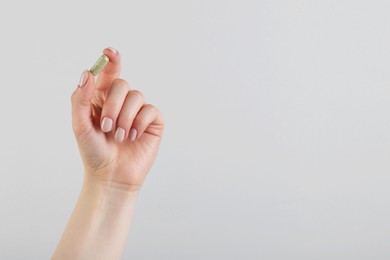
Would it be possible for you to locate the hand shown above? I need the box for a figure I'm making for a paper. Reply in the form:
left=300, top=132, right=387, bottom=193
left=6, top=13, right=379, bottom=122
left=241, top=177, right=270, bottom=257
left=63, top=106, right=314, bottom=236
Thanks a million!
left=71, top=48, right=164, bottom=192
left=53, top=48, right=163, bottom=259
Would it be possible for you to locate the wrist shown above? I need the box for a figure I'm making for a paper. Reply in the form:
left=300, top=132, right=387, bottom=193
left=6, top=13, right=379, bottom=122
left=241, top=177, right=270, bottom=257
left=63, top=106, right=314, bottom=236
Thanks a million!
left=83, top=166, right=145, bottom=192
left=81, top=175, right=140, bottom=208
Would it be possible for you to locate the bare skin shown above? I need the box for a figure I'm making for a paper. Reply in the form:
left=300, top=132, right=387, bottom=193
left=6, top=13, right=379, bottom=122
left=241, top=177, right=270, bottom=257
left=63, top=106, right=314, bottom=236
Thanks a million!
left=52, top=48, right=164, bottom=259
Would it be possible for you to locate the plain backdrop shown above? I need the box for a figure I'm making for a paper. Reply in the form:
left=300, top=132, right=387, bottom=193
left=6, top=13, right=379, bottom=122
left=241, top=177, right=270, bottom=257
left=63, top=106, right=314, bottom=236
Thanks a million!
left=1, top=0, right=390, bottom=259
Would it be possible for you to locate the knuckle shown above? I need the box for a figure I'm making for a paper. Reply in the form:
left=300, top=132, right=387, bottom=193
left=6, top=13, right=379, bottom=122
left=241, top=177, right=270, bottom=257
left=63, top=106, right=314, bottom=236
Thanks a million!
left=103, top=100, right=122, bottom=114
left=145, top=104, right=159, bottom=116
left=130, top=90, right=144, bottom=100
left=145, top=103, right=156, bottom=111
left=115, top=116, right=129, bottom=130
left=136, top=117, right=149, bottom=127
left=71, top=91, right=77, bottom=103
left=158, top=110, right=165, bottom=124
left=112, top=78, right=129, bottom=90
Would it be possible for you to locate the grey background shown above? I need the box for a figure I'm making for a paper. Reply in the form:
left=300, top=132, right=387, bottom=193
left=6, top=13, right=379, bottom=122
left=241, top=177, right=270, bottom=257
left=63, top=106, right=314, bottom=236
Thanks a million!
left=0, top=0, right=390, bottom=259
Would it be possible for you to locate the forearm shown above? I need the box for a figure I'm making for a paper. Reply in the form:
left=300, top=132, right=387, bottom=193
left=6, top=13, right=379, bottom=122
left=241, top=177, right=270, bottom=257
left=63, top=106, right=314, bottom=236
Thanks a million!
left=52, top=176, right=139, bottom=260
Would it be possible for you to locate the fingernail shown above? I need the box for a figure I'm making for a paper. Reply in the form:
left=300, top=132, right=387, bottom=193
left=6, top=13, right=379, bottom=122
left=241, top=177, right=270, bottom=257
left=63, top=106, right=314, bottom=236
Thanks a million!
left=115, top=127, right=125, bottom=142
left=78, top=70, right=88, bottom=88
left=107, top=47, right=118, bottom=54
left=101, top=117, right=113, bottom=132
left=129, top=128, right=137, bottom=142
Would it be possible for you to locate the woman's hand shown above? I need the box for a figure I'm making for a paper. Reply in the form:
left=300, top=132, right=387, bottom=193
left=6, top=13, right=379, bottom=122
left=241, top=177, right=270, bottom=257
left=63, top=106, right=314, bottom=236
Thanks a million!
left=71, top=47, right=164, bottom=192
left=53, top=48, right=164, bottom=259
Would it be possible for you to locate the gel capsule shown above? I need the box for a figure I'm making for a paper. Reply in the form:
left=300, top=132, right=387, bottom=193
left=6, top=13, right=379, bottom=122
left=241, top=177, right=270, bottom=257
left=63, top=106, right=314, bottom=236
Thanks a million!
left=90, top=54, right=109, bottom=76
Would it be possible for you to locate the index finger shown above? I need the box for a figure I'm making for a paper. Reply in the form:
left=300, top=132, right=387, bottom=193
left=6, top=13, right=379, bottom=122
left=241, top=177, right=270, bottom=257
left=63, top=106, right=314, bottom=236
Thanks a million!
left=95, top=47, right=121, bottom=90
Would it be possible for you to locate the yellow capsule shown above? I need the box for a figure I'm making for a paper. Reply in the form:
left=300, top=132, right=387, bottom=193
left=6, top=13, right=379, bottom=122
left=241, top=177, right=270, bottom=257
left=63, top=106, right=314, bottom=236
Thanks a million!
left=90, top=54, right=109, bottom=76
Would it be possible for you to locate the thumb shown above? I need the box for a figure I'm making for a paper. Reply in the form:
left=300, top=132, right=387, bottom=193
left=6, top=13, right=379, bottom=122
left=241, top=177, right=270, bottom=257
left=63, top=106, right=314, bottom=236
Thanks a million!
left=71, top=70, right=96, bottom=137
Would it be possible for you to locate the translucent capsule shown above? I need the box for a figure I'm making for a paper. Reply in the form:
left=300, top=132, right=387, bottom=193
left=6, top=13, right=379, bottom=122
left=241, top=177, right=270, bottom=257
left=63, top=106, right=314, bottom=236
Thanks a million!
left=90, top=54, right=109, bottom=76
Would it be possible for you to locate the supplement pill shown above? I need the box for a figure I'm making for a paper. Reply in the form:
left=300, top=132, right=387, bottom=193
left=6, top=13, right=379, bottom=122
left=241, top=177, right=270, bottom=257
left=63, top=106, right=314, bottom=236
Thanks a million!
left=90, top=55, right=109, bottom=76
